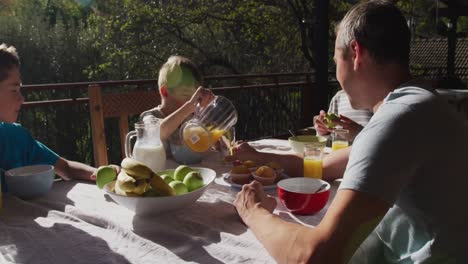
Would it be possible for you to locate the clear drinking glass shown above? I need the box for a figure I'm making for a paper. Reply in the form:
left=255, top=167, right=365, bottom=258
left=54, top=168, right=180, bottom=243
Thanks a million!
left=331, top=128, right=349, bottom=151
left=303, top=143, right=323, bottom=179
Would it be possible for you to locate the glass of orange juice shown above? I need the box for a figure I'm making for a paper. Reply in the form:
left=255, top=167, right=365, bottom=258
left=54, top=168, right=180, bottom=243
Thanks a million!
left=331, top=129, right=349, bottom=151
left=303, top=143, right=323, bottom=179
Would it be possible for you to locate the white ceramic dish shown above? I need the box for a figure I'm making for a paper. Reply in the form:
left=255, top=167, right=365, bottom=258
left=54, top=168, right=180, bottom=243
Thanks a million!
left=5, top=165, right=55, bottom=199
left=288, top=135, right=328, bottom=154
left=104, top=167, right=216, bottom=215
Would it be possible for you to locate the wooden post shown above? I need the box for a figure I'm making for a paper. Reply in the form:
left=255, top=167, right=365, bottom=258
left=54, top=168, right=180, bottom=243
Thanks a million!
left=119, top=116, right=129, bottom=160
left=310, top=0, right=329, bottom=125
left=88, top=84, right=109, bottom=167
left=302, top=74, right=314, bottom=127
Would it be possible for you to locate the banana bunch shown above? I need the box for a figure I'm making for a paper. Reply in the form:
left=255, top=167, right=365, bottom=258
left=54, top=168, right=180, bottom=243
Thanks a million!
left=100, top=158, right=175, bottom=197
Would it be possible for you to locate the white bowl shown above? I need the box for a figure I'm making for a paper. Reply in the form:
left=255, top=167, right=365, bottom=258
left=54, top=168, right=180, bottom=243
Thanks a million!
left=5, top=165, right=55, bottom=199
left=288, top=135, right=328, bottom=154
left=104, top=167, right=216, bottom=215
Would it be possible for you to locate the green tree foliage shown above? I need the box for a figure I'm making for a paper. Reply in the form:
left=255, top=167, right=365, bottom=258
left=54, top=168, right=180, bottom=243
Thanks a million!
left=84, top=0, right=310, bottom=81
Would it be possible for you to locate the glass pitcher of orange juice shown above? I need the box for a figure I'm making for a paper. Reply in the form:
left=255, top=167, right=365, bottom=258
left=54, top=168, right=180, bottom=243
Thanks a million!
left=181, top=96, right=237, bottom=153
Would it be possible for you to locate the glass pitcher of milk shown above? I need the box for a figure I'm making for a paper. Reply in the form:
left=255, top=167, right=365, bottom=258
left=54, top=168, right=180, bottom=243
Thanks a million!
left=125, top=117, right=166, bottom=172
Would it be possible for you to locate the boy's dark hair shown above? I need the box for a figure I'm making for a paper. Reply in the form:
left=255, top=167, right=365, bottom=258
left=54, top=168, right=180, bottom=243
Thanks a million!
left=0, top=44, right=20, bottom=82
left=336, top=0, right=410, bottom=66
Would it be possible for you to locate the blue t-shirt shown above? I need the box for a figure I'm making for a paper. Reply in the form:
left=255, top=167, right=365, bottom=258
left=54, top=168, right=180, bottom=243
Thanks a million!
left=342, top=82, right=468, bottom=263
left=0, top=122, right=59, bottom=191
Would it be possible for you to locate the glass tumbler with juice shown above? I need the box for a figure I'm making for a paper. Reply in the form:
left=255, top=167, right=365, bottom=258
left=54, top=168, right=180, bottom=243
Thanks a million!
left=331, top=129, right=349, bottom=151
left=303, top=143, right=323, bottom=179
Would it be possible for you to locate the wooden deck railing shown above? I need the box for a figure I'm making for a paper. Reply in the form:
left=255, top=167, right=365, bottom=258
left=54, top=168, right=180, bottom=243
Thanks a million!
left=18, top=73, right=340, bottom=165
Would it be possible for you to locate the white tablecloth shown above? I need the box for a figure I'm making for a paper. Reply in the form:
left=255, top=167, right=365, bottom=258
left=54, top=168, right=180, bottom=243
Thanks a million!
left=0, top=139, right=339, bottom=264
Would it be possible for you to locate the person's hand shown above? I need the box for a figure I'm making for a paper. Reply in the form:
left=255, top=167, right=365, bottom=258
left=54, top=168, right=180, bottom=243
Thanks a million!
left=234, top=181, right=277, bottom=224
left=224, top=142, right=259, bottom=163
left=331, top=115, right=363, bottom=141
left=314, top=110, right=331, bottom=136
left=188, top=86, right=215, bottom=109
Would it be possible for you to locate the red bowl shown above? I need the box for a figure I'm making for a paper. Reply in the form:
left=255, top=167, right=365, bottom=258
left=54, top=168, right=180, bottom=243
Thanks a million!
left=277, top=178, right=330, bottom=215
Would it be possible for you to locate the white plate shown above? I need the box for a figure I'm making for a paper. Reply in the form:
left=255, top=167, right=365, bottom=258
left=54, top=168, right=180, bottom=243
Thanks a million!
left=217, top=172, right=289, bottom=190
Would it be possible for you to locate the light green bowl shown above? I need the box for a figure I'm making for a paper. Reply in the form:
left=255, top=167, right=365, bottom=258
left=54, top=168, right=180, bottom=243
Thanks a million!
left=288, top=135, right=328, bottom=154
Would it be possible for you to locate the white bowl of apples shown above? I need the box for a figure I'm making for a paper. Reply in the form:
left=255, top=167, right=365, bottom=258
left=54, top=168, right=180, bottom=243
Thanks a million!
left=98, top=159, right=216, bottom=215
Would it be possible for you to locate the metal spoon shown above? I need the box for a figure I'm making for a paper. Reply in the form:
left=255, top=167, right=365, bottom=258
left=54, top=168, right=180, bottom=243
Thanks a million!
left=288, top=129, right=298, bottom=139
left=314, top=183, right=328, bottom=193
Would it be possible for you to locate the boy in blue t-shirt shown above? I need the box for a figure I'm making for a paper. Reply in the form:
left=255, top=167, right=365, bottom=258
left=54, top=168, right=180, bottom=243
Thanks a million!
left=0, top=43, right=102, bottom=190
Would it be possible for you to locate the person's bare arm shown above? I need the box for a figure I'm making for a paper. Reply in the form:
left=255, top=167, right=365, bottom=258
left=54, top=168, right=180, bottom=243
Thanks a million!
left=228, top=142, right=351, bottom=180
left=54, top=157, right=96, bottom=181
left=159, top=101, right=196, bottom=140
left=160, top=87, right=214, bottom=140
left=322, top=146, right=351, bottom=181
left=235, top=183, right=390, bottom=263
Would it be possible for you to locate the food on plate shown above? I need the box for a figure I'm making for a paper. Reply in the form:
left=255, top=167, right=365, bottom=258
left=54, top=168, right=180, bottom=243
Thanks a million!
left=254, top=166, right=276, bottom=178
left=169, top=181, right=189, bottom=195
left=96, top=166, right=117, bottom=189
left=324, top=113, right=340, bottom=129
left=183, top=171, right=205, bottom=192
left=265, top=162, right=282, bottom=170
left=252, top=166, right=276, bottom=186
left=243, top=160, right=257, bottom=169
left=174, top=165, right=194, bottom=181
left=231, top=160, right=242, bottom=166
left=229, top=165, right=252, bottom=185
left=231, top=165, right=250, bottom=174
left=231, top=174, right=251, bottom=185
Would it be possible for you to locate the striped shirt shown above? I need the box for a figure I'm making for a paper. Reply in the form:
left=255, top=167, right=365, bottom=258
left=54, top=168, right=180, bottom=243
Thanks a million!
left=328, top=90, right=373, bottom=127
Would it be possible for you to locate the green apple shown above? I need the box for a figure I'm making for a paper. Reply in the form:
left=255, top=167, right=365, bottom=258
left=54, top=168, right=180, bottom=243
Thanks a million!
left=160, top=174, right=175, bottom=184
left=183, top=171, right=205, bottom=192
left=169, top=181, right=189, bottom=195
left=174, top=165, right=194, bottom=182
left=96, top=166, right=117, bottom=189
left=324, top=113, right=339, bottom=129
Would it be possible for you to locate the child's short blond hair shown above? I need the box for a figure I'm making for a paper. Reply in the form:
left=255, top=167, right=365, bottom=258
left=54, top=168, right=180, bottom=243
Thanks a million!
left=158, top=56, right=202, bottom=95
left=0, top=43, right=20, bottom=82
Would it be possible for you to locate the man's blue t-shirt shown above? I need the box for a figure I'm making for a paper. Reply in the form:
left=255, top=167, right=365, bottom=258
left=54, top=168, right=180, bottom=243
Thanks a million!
left=0, top=122, right=59, bottom=191
left=343, top=83, right=468, bottom=263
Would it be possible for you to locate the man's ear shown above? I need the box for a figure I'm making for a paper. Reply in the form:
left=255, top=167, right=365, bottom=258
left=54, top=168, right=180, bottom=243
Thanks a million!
left=160, top=86, right=168, bottom=98
left=350, top=39, right=362, bottom=71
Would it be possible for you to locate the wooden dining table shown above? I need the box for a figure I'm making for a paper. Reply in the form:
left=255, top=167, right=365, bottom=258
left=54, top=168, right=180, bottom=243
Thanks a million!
left=0, top=139, right=340, bottom=264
